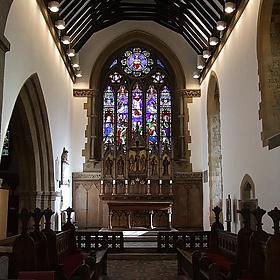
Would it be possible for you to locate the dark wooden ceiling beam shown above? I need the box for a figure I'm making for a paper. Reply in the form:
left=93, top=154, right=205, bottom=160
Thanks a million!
left=64, top=2, right=92, bottom=32
left=171, top=0, right=214, bottom=31
left=46, top=0, right=237, bottom=55
left=67, top=9, right=92, bottom=41
left=205, top=0, right=224, bottom=17
left=156, top=0, right=212, bottom=38
left=195, top=0, right=221, bottom=22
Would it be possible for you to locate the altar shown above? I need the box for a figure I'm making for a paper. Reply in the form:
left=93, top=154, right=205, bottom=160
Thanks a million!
left=107, top=201, right=173, bottom=230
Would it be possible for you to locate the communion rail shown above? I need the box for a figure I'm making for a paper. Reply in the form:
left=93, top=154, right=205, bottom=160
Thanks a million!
left=74, top=231, right=211, bottom=253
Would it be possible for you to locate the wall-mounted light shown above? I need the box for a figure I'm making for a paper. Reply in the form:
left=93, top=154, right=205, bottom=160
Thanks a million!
left=217, top=21, right=227, bottom=31
left=48, top=1, right=60, bottom=12
left=71, top=53, right=79, bottom=68
left=66, top=48, right=75, bottom=57
left=193, top=71, right=200, bottom=79
left=61, top=36, right=71, bottom=45
left=197, top=55, right=205, bottom=70
left=75, top=70, right=82, bottom=78
left=55, top=20, right=65, bottom=30
left=225, top=2, right=236, bottom=13
left=209, top=36, right=219, bottom=46
left=203, top=50, right=211, bottom=59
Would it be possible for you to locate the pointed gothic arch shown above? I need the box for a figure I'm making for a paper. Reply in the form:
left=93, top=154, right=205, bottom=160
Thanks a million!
left=83, top=30, right=191, bottom=173
left=207, top=72, right=223, bottom=224
left=240, top=174, right=255, bottom=200
left=257, top=0, right=280, bottom=149
left=7, top=73, right=56, bottom=210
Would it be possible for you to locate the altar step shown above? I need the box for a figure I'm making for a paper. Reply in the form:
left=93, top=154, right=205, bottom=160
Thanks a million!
left=123, top=230, right=158, bottom=249
left=108, top=251, right=177, bottom=260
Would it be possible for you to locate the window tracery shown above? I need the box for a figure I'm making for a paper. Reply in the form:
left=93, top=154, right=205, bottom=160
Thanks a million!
left=102, top=46, right=173, bottom=180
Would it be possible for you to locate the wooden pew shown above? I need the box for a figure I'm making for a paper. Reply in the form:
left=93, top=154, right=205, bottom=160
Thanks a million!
left=177, top=206, right=224, bottom=279
left=238, top=206, right=269, bottom=280
left=62, top=207, right=108, bottom=280
left=11, top=209, right=38, bottom=278
left=42, top=207, right=91, bottom=280
left=238, top=207, right=280, bottom=280
left=0, top=256, right=9, bottom=280
left=192, top=206, right=253, bottom=280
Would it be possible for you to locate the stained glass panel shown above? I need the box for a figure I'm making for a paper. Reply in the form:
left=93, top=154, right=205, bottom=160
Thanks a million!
left=103, top=46, right=172, bottom=158
left=109, top=72, right=122, bottom=83
left=103, top=86, right=115, bottom=145
left=152, top=72, right=165, bottom=83
left=110, top=59, right=118, bottom=68
left=157, top=59, right=165, bottom=69
left=146, top=85, right=158, bottom=147
left=132, top=83, right=143, bottom=135
left=121, top=47, right=154, bottom=77
left=117, top=85, right=128, bottom=147
left=160, top=86, right=171, bottom=151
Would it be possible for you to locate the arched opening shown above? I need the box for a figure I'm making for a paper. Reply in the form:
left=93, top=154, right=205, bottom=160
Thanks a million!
left=73, top=30, right=203, bottom=229
left=258, top=0, right=280, bottom=149
left=207, top=72, right=223, bottom=224
left=0, top=74, right=56, bottom=235
left=83, top=30, right=190, bottom=173
left=239, top=174, right=257, bottom=230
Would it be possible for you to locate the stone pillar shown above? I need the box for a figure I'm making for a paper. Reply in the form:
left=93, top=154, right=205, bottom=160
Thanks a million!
left=90, top=93, right=97, bottom=159
left=73, top=89, right=98, bottom=171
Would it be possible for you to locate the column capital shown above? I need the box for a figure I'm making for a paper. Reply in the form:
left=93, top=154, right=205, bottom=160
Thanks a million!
left=177, top=89, right=201, bottom=98
left=73, top=89, right=98, bottom=97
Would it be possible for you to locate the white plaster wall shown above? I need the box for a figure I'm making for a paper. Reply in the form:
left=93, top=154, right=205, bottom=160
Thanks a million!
left=3, top=0, right=74, bottom=210
left=201, top=0, right=280, bottom=233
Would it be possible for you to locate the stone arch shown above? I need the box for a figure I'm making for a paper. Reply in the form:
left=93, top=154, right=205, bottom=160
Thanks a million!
left=257, top=0, right=280, bottom=149
left=207, top=71, right=223, bottom=224
left=8, top=73, right=55, bottom=210
left=239, top=174, right=257, bottom=229
left=83, top=30, right=191, bottom=172
left=240, top=174, right=255, bottom=200
left=0, top=0, right=13, bottom=141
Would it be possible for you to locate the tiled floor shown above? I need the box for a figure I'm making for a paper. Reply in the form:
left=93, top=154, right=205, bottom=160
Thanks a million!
left=101, top=259, right=191, bottom=280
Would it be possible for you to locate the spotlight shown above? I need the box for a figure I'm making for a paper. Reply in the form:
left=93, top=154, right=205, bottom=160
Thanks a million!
left=66, top=49, right=75, bottom=57
left=55, top=20, right=65, bottom=30
left=217, top=21, right=227, bottom=31
left=225, top=2, right=236, bottom=13
left=71, top=53, right=80, bottom=68
left=61, top=36, right=71, bottom=45
left=48, top=1, right=60, bottom=12
left=209, top=37, right=219, bottom=46
left=203, top=50, right=211, bottom=59
left=193, top=71, right=200, bottom=79
left=197, top=55, right=205, bottom=70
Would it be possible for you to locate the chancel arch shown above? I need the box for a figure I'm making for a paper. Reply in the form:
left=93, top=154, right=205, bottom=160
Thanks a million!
left=207, top=72, right=223, bottom=224
left=258, top=0, right=280, bottom=149
left=83, top=30, right=191, bottom=172
left=73, top=30, right=203, bottom=229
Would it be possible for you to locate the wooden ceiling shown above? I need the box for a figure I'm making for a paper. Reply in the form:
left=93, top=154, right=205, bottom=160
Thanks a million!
left=43, top=0, right=242, bottom=54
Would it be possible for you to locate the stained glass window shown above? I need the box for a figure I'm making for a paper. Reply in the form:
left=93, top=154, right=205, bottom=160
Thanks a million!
left=103, top=86, right=115, bottom=145
left=132, top=83, right=143, bottom=135
left=160, top=86, right=171, bottom=151
left=146, top=85, right=158, bottom=148
left=102, top=46, right=172, bottom=154
left=116, top=85, right=128, bottom=147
